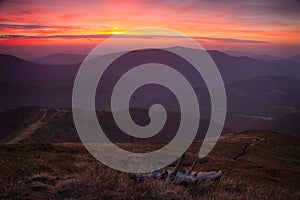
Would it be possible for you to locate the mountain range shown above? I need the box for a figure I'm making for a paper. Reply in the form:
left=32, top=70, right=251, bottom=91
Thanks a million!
left=0, top=46, right=299, bottom=135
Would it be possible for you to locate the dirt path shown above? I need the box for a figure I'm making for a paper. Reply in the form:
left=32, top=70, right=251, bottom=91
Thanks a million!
left=7, top=109, right=57, bottom=144
left=233, top=138, right=261, bottom=161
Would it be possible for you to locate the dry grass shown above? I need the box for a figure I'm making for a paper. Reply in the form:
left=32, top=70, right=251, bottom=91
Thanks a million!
left=0, top=131, right=299, bottom=199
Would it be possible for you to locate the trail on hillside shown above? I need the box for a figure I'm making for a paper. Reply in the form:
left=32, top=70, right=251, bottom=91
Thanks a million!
left=232, top=133, right=276, bottom=161
left=233, top=140, right=256, bottom=161
left=7, top=109, right=58, bottom=144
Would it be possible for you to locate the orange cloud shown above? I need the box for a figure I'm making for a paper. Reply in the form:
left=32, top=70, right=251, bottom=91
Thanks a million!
left=0, top=0, right=299, bottom=56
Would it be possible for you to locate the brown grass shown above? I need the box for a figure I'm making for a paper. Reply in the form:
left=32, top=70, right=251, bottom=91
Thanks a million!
left=0, top=131, right=299, bottom=199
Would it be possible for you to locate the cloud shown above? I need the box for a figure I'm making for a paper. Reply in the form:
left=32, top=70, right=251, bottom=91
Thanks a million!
left=0, top=23, right=79, bottom=29
left=0, top=34, right=112, bottom=39
left=0, top=0, right=297, bottom=56
left=0, top=23, right=53, bottom=29
left=194, top=36, right=270, bottom=44
left=0, top=34, right=270, bottom=44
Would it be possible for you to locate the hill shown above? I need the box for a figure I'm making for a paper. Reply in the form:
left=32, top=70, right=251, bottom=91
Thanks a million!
left=34, top=53, right=86, bottom=65
left=0, top=54, right=79, bottom=89
left=0, top=107, right=231, bottom=144
left=292, top=54, right=300, bottom=63
left=266, top=112, right=300, bottom=134
left=2, top=47, right=300, bottom=88
left=1, top=49, right=300, bottom=134
left=0, top=130, right=298, bottom=199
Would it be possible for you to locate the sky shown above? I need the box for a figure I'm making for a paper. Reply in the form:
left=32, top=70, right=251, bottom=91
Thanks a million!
left=0, top=0, right=300, bottom=58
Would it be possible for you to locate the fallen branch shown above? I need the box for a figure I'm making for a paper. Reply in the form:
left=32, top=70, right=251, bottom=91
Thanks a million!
left=130, top=154, right=222, bottom=184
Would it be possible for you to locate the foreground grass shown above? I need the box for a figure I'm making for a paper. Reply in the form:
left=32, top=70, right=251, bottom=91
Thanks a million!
left=0, top=131, right=299, bottom=199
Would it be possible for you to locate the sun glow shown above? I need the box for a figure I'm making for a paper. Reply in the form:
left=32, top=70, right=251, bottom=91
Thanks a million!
left=0, top=0, right=299, bottom=56
left=112, top=27, right=121, bottom=35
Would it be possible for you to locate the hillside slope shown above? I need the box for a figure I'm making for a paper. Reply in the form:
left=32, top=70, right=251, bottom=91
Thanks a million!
left=1, top=106, right=299, bottom=146
left=0, top=107, right=231, bottom=144
left=0, top=130, right=299, bottom=199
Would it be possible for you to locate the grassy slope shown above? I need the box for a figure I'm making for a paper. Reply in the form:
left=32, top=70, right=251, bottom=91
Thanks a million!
left=0, top=130, right=299, bottom=199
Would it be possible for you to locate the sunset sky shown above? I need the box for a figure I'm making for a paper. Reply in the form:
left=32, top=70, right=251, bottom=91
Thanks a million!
left=0, top=0, right=300, bottom=58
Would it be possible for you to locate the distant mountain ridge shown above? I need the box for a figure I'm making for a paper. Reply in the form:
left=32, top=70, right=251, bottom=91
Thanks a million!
left=2, top=47, right=300, bottom=87
left=34, top=53, right=86, bottom=65
left=292, top=54, right=300, bottom=63
left=0, top=54, right=79, bottom=88
left=1, top=47, right=300, bottom=134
